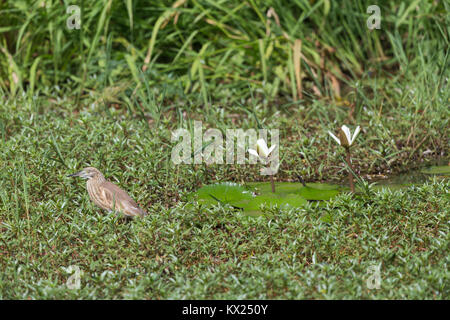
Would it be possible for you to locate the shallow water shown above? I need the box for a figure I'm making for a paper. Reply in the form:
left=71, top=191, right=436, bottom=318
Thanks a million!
left=372, top=163, right=449, bottom=188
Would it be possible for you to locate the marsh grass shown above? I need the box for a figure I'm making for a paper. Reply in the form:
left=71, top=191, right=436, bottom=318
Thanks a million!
left=0, top=90, right=448, bottom=299
left=0, top=1, right=448, bottom=104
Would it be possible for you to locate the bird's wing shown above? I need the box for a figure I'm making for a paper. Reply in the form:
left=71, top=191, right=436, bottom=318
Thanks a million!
left=100, top=181, right=147, bottom=217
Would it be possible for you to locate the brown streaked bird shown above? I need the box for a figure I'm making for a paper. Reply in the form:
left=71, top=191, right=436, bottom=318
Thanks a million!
left=68, top=167, right=147, bottom=218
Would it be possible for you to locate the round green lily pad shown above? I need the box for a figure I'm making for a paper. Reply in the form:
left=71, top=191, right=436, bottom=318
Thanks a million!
left=247, top=182, right=340, bottom=200
left=243, top=193, right=307, bottom=211
left=193, top=182, right=254, bottom=207
left=190, top=182, right=309, bottom=215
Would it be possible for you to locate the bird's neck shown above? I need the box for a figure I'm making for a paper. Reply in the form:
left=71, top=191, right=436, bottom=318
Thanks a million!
left=87, top=175, right=106, bottom=186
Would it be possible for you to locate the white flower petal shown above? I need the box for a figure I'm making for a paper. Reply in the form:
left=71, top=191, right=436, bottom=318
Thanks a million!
left=351, top=126, right=361, bottom=144
left=256, top=138, right=270, bottom=157
left=341, top=125, right=352, bottom=146
left=248, top=149, right=259, bottom=157
left=328, top=131, right=341, bottom=145
left=267, top=144, right=276, bottom=155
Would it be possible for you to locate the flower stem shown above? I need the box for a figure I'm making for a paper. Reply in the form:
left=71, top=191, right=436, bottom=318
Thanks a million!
left=345, top=148, right=355, bottom=193
left=297, top=174, right=307, bottom=187
left=270, top=175, right=276, bottom=193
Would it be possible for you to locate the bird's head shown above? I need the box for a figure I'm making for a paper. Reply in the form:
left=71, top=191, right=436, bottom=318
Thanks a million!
left=67, top=167, right=104, bottom=180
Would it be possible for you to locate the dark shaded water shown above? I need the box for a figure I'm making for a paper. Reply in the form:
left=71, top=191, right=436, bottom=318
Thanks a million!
left=373, top=162, right=449, bottom=187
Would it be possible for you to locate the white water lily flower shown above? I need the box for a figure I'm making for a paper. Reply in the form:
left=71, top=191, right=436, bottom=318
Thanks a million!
left=248, top=138, right=276, bottom=159
left=328, top=125, right=361, bottom=147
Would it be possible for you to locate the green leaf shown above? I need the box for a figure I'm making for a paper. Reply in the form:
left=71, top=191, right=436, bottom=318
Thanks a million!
left=242, top=193, right=307, bottom=215
left=29, top=56, right=41, bottom=97
left=247, top=182, right=340, bottom=200
left=192, top=183, right=253, bottom=207
left=190, top=183, right=309, bottom=215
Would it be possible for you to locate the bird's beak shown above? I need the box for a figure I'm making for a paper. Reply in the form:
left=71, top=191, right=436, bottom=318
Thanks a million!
left=67, top=171, right=82, bottom=177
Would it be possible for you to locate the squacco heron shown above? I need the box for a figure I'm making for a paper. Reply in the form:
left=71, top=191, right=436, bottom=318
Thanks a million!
left=68, top=167, right=147, bottom=218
